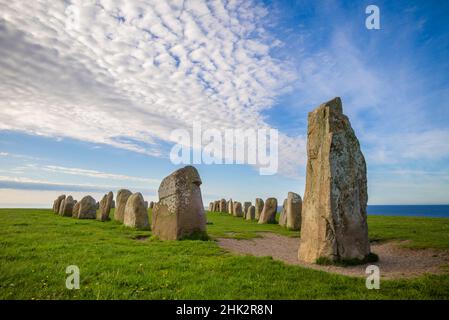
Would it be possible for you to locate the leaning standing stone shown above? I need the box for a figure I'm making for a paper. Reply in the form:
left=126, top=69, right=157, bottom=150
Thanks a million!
left=115, top=189, right=132, bottom=223
left=258, top=198, right=277, bottom=224
left=278, top=199, right=288, bottom=227
left=78, top=195, right=97, bottom=219
left=123, top=193, right=149, bottom=229
left=298, top=97, right=370, bottom=263
left=152, top=166, right=207, bottom=240
left=255, top=198, right=264, bottom=220
left=98, top=191, right=113, bottom=221
left=243, top=202, right=251, bottom=219
left=53, top=195, right=66, bottom=213
left=72, top=201, right=80, bottom=218
left=246, top=205, right=255, bottom=220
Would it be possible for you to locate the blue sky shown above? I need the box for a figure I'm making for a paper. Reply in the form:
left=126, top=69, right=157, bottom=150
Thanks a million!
left=1, top=0, right=448, bottom=207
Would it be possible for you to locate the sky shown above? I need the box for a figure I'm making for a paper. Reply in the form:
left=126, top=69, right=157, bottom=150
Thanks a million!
left=0, top=0, right=448, bottom=207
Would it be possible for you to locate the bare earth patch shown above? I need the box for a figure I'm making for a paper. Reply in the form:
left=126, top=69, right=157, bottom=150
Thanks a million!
left=217, top=233, right=449, bottom=279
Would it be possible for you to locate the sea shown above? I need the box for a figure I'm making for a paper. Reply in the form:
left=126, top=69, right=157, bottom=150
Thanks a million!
left=273, top=205, right=449, bottom=218
left=367, top=205, right=449, bottom=218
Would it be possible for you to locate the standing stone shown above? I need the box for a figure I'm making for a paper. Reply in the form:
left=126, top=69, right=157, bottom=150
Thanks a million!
left=53, top=195, right=66, bottom=213
left=123, top=192, right=149, bottom=229
left=255, top=198, right=264, bottom=220
left=279, top=199, right=288, bottom=227
left=98, top=191, right=113, bottom=221
left=150, top=201, right=154, bottom=209
left=144, top=201, right=148, bottom=210
left=152, top=166, right=206, bottom=240
left=209, top=202, right=214, bottom=212
left=213, top=200, right=220, bottom=212
left=60, top=196, right=75, bottom=217
left=219, top=199, right=227, bottom=213
left=115, top=189, right=132, bottom=223
left=78, top=195, right=97, bottom=219
left=243, top=202, right=251, bottom=219
left=233, top=202, right=243, bottom=217
left=298, top=97, right=370, bottom=263
left=258, top=198, right=277, bottom=224
left=227, top=199, right=234, bottom=215
left=286, top=192, right=302, bottom=230
left=246, top=205, right=255, bottom=220
left=58, top=199, right=66, bottom=215
left=72, top=201, right=80, bottom=218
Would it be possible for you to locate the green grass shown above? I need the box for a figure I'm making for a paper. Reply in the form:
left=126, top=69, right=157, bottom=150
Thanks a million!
left=0, top=208, right=449, bottom=299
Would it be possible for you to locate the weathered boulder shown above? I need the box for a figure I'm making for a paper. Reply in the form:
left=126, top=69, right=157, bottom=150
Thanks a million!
left=233, top=201, right=243, bottom=217
left=246, top=205, right=255, bottom=220
left=243, top=202, right=251, bottom=219
left=209, top=202, right=214, bottom=212
left=123, top=192, right=149, bottom=229
left=98, top=191, right=113, bottom=221
left=258, top=198, right=277, bottom=224
left=115, top=189, right=132, bottom=223
left=219, top=199, right=227, bottom=213
left=255, top=198, right=264, bottom=220
left=298, top=97, right=370, bottom=263
left=152, top=166, right=206, bottom=240
left=60, top=196, right=75, bottom=217
left=53, top=195, right=66, bottom=213
left=279, top=199, right=288, bottom=227
left=78, top=195, right=97, bottom=219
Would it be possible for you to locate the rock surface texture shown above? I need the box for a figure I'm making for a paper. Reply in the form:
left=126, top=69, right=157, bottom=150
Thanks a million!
left=123, top=192, right=149, bottom=229
left=77, top=196, right=97, bottom=219
left=152, top=166, right=206, bottom=240
left=298, top=97, right=370, bottom=263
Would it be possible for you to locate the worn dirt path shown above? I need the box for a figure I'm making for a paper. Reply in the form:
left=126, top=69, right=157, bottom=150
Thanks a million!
left=217, top=233, right=449, bottom=279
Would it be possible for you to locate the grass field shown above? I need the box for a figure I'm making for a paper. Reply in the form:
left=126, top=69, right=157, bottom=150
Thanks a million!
left=1, top=208, right=449, bottom=299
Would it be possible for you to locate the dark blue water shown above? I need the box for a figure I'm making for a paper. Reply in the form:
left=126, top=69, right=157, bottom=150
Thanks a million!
left=367, top=205, right=449, bottom=218
left=275, top=205, right=449, bottom=218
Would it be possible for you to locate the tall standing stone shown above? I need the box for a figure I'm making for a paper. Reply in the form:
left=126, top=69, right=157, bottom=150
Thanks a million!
left=98, top=191, right=113, bottom=221
left=298, top=97, right=370, bottom=263
left=219, top=199, right=227, bottom=213
left=58, top=199, right=66, bottom=215
left=150, top=201, right=154, bottom=209
left=124, top=192, right=149, bottom=229
left=246, top=205, right=255, bottom=220
left=209, top=202, right=214, bottom=212
left=152, top=166, right=207, bottom=240
left=115, top=189, right=132, bottom=223
left=286, top=192, right=302, bottom=230
left=255, top=198, right=264, bottom=220
left=60, top=196, right=75, bottom=217
left=77, top=195, right=97, bottom=219
left=233, top=202, right=243, bottom=217
left=258, top=198, right=277, bottom=224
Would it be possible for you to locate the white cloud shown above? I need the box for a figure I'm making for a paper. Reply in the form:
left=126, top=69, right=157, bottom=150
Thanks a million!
left=0, top=0, right=303, bottom=175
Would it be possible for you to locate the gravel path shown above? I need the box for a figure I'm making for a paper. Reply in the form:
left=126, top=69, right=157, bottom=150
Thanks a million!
left=217, top=233, right=449, bottom=279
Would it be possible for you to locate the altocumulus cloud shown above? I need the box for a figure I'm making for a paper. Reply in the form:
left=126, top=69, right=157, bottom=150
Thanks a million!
left=0, top=0, right=305, bottom=176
